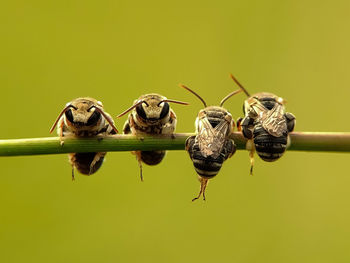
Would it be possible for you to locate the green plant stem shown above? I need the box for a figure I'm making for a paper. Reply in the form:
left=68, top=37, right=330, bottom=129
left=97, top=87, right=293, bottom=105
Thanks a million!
left=0, top=132, right=349, bottom=157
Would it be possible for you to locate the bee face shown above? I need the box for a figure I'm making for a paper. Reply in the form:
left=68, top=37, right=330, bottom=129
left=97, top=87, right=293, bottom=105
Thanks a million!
left=64, top=98, right=103, bottom=129
left=134, top=94, right=170, bottom=124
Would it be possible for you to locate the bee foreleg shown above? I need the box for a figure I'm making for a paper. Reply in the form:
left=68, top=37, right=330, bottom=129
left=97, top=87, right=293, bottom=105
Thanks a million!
left=285, top=112, right=296, bottom=132
left=58, top=120, right=65, bottom=146
left=192, top=177, right=209, bottom=202
left=162, top=111, right=177, bottom=135
left=236, top=118, right=243, bottom=132
left=246, top=139, right=255, bottom=176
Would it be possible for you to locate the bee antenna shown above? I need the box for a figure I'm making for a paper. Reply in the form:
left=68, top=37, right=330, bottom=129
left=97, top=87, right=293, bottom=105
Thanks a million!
left=158, top=99, right=189, bottom=106
left=116, top=101, right=145, bottom=118
left=49, top=104, right=74, bottom=133
left=192, top=177, right=209, bottom=202
left=230, top=74, right=250, bottom=97
left=219, top=89, right=243, bottom=107
left=180, top=84, right=207, bottom=108
left=92, top=106, right=119, bottom=134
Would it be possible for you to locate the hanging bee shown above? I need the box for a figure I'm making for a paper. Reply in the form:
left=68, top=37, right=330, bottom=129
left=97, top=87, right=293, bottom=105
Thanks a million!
left=116, top=94, right=189, bottom=181
left=49, top=98, right=118, bottom=180
left=231, top=74, right=296, bottom=175
left=182, top=85, right=243, bottom=201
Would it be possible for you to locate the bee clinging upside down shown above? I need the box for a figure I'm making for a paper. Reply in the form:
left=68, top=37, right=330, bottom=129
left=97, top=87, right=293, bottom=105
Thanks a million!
left=49, top=98, right=118, bottom=180
left=116, top=94, right=189, bottom=181
left=182, top=84, right=243, bottom=201
left=231, top=74, right=296, bottom=175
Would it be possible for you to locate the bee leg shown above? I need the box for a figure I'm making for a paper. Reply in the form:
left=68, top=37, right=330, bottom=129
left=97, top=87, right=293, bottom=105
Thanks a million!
left=236, top=118, right=243, bottom=132
left=162, top=110, right=177, bottom=135
left=58, top=120, right=65, bottom=146
left=285, top=112, right=296, bottom=132
left=71, top=167, right=75, bottom=181
left=135, top=151, right=144, bottom=182
left=241, top=117, right=254, bottom=139
left=246, top=139, right=255, bottom=175
left=89, top=152, right=105, bottom=175
left=226, top=139, right=236, bottom=159
left=192, top=177, right=209, bottom=202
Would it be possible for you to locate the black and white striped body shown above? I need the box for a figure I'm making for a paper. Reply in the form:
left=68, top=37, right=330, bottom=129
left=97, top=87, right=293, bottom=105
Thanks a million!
left=186, top=136, right=235, bottom=178
left=186, top=106, right=236, bottom=178
left=253, top=121, right=288, bottom=161
left=240, top=93, right=295, bottom=162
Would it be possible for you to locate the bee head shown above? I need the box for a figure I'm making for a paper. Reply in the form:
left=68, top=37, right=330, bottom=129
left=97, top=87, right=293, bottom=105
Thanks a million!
left=50, top=98, right=118, bottom=134
left=64, top=99, right=102, bottom=127
left=135, top=95, right=170, bottom=123
left=245, top=93, right=285, bottom=111
left=116, top=94, right=188, bottom=123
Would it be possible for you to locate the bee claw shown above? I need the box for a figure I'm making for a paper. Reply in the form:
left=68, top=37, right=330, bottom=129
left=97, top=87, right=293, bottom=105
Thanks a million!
left=192, top=178, right=208, bottom=202
left=60, top=140, right=65, bottom=146
left=140, top=171, right=144, bottom=182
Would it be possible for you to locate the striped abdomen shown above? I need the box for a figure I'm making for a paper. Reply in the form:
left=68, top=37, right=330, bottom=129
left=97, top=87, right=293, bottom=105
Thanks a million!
left=69, top=152, right=105, bottom=175
left=192, top=143, right=224, bottom=178
left=253, top=123, right=287, bottom=162
left=190, top=139, right=235, bottom=178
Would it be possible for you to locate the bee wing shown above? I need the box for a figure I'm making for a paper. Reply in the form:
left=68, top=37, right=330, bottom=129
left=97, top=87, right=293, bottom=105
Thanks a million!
left=197, top=117, right=230, bottom=158
left=259, top=103, right=287, bottom=137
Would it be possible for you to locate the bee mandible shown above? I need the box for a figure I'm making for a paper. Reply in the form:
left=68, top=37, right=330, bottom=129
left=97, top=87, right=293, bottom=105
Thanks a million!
left=117, top=94, right=189, bottom=181
left=182, top=84, right=243, bottom=201
left=231, top=74, right=296, bottom=175
left=50, top=98, right=118, bottom=180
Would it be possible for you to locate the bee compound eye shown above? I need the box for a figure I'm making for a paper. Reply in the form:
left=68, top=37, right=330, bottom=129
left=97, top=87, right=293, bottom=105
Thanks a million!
left=159, top=102, right=170, bottom=119
left=65, top=109, right=74, bottom=123
left=87, top=110, right=101, bottom=126
left=136, top=103, right=147, bottom=120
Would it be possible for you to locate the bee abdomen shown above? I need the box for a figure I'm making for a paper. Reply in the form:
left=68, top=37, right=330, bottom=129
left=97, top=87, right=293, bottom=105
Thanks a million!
left=69, top=152, right=105, bottom=175
left=254, top=125, right=287, bottom=162
left=191, top=151, right=224, bottom=178
left=193, top=160, right=222, bottom=178
left=140, top=151, right=166, bottom=165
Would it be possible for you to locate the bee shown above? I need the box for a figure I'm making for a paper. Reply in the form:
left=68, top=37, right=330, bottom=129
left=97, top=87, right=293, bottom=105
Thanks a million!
left=49, top=98, right=118, bottom=180
left=116, top=94, right=189, bottom=181
left=231, top=74, right=296, bottom=174
left=181, top=84, right=243, bottom=201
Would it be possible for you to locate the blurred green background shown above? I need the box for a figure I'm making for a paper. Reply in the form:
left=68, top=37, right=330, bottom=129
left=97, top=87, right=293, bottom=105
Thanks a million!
left=1, top=0, right=350, bottom=262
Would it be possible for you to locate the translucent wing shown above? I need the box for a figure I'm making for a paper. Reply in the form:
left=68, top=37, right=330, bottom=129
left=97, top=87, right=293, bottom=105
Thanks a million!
left=197, top=117, right=230, bottom=158
left=258, top=103, right=287, bottom=137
